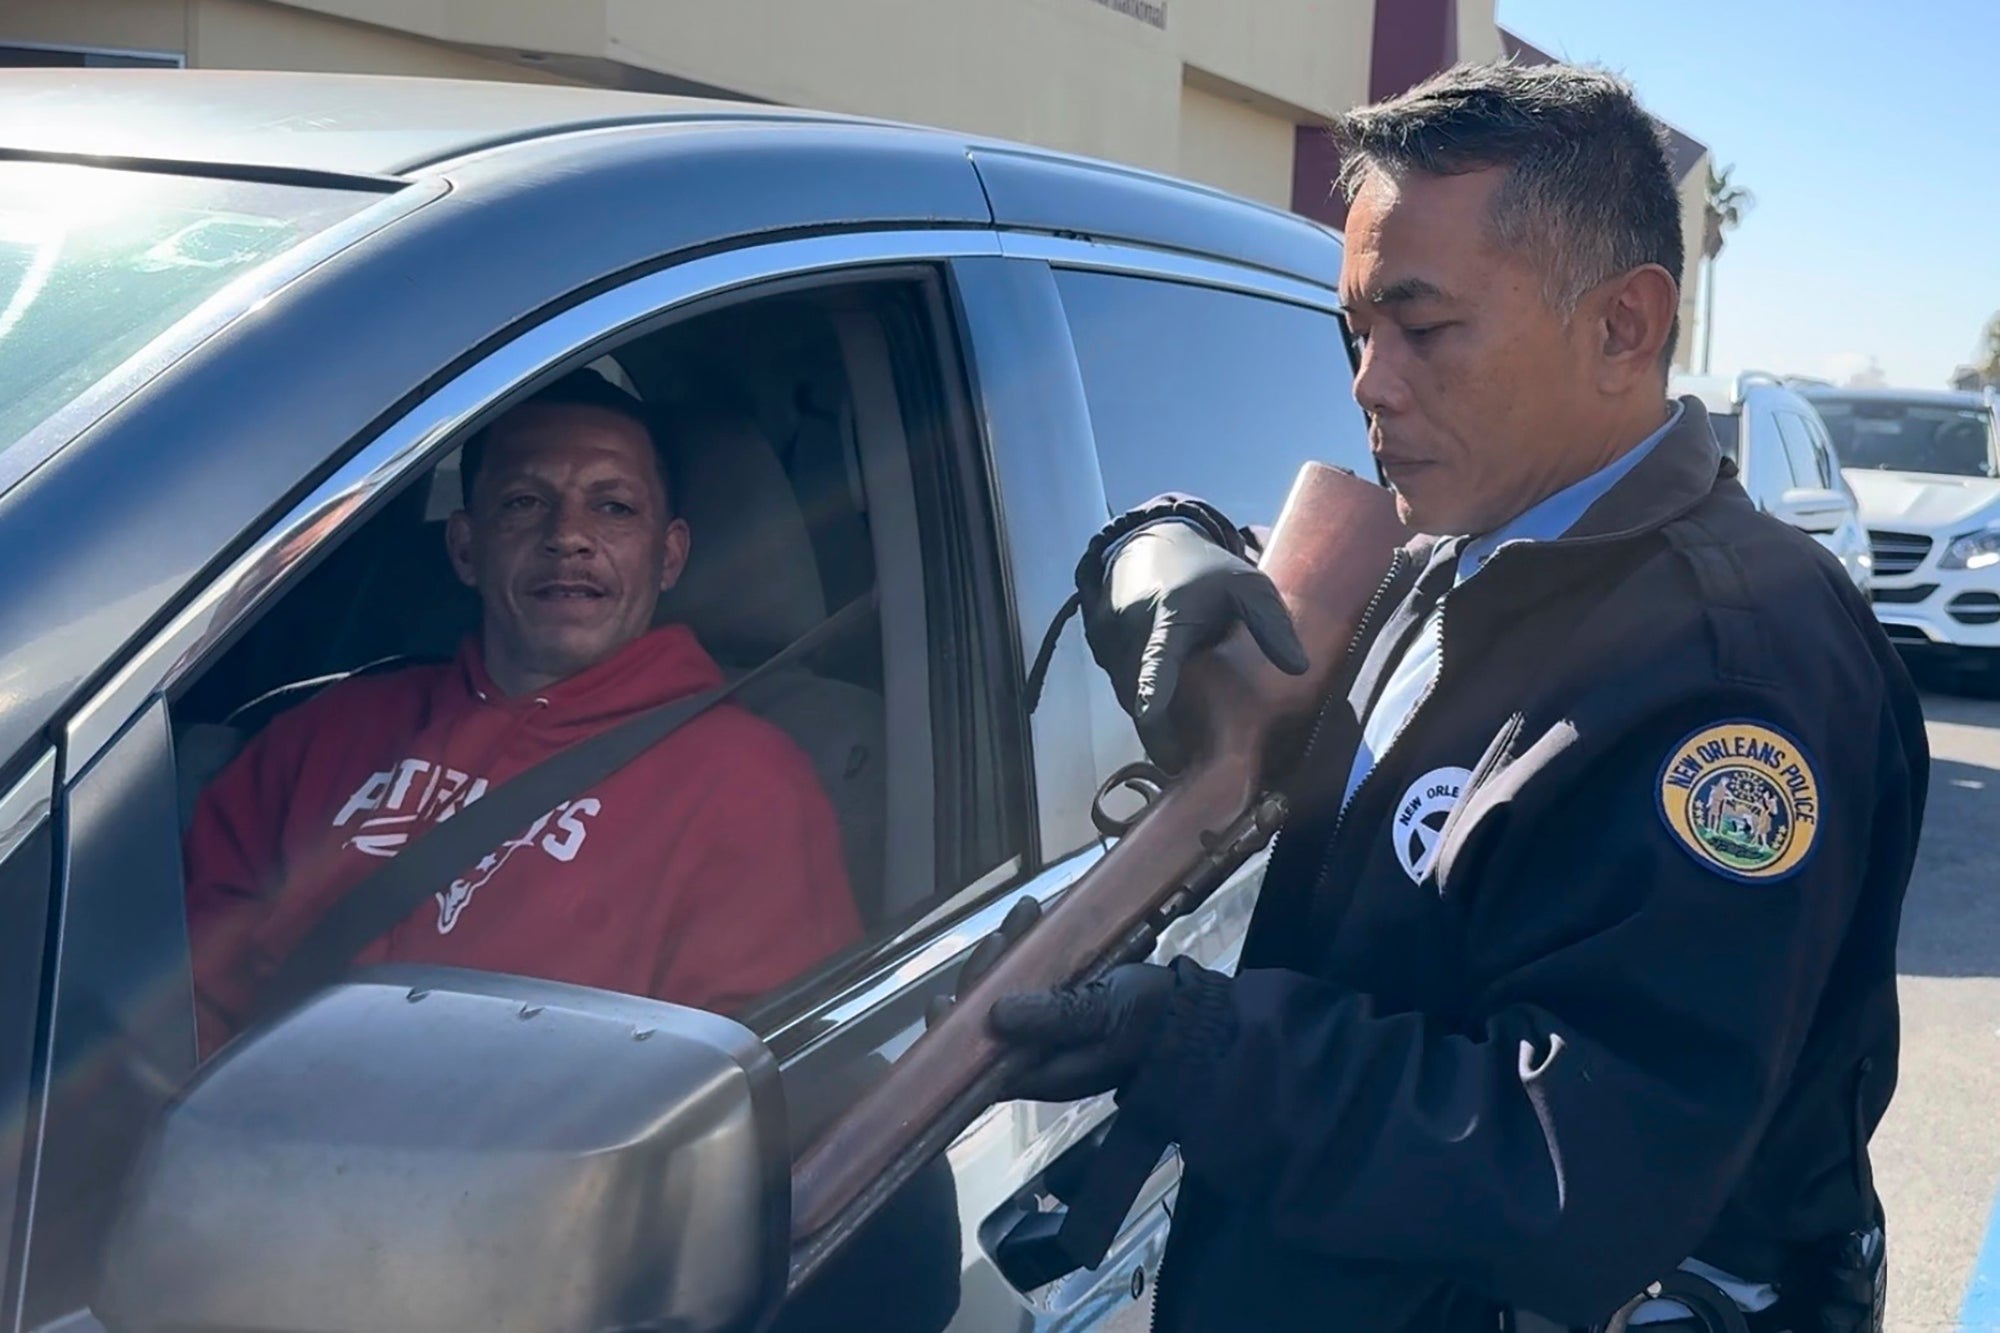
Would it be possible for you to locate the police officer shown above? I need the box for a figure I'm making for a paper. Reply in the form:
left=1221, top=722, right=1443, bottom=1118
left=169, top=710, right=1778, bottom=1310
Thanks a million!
left=984, top=61, right=1929, bottom=1333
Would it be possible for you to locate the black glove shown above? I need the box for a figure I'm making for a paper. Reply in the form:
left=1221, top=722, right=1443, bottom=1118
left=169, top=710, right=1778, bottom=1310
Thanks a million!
left=1082, top=519, right=1308, bottom=770
left=925, top=895, right=1043, bottom=1032
left=986, top=963, right=1179, bottom=1103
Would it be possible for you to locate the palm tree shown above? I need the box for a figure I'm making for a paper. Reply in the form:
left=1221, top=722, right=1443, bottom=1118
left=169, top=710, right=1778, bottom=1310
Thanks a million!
left=1700, top=162, right=1754, bottom=373
left=1978, top=312, right=2000, bottom=387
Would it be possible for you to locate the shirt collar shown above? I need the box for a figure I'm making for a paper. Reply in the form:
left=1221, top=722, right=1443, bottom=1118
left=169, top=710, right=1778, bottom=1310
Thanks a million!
left=1457, top=403, right=1685, bottom=584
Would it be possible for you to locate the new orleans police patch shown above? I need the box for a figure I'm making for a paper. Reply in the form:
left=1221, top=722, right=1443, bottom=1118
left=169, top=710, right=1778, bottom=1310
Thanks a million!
left=1658, top=720, right=1821, bottom=882
left=1393, top=766, right=1473, bottom=884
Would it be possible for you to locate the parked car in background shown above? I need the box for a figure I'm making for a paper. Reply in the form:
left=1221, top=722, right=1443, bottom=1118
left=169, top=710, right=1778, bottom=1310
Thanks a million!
left=1799, top=384, right=2000, bottom=688
left=1670, top=371, right=1872, bottom=591
left=0, top=70, right=1382, bottom=1333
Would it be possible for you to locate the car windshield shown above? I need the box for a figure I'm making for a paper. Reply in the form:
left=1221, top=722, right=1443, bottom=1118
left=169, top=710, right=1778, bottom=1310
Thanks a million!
left=0, top=161, right=381, bottom=458
left=1812, top=397, right=1997, bottom=478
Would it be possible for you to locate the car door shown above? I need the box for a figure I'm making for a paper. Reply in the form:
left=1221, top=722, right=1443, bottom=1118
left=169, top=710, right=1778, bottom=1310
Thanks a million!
left=13, top=224, right=1134, bottom=1333
left=1796, top=408, right=1871, bottom=589
left=896, top=238, right=1372, bottom=1331
left=6, top=220, right=1325, bottom=1333
left=759, top=252, right=1162, bottom=1333
left=762, top=240, right=1375, bottom=1333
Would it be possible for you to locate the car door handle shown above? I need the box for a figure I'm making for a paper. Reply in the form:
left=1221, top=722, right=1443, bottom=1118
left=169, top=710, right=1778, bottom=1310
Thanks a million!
left=981, top=1115, right=1178, bottom=1292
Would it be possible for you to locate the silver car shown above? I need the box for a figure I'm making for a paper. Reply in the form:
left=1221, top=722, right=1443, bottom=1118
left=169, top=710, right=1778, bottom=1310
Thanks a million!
left=0, top=70, right=1378, bottom=1333
left=1669, top=371, right=1873, bottom=592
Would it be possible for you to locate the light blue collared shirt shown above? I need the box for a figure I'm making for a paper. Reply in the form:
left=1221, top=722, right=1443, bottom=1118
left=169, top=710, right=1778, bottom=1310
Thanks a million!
left=1340, top=405, right=1684, bottom=815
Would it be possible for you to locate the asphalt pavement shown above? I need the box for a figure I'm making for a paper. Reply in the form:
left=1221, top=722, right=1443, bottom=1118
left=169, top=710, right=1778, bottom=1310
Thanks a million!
left=1873, top=689, right=2000, bottom=1331
left=1102, top=688, right=2000, bottom=1332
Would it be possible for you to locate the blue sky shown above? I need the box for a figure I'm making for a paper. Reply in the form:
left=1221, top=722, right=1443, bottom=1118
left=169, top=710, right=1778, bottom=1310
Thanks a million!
left=1496, top=0, right=1995, bottom=388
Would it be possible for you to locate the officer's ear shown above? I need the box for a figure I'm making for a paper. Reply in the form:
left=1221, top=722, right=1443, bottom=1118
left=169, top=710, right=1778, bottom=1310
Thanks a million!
left=1590, top=263, right=1679, bottom=391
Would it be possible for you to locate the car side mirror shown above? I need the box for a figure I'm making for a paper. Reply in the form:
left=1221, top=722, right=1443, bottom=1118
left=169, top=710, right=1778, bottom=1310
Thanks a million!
left=95, top=967, right=788, bottom=1333
left=1773, top=486, right=1851, bottom=533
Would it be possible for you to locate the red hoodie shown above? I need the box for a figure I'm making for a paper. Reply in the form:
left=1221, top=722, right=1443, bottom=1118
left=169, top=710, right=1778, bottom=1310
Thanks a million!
left=184, top=623, right=860, bottom=1053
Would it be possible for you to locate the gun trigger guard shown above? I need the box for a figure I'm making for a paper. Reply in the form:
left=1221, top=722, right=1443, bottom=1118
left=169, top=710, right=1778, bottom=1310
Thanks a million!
left=1092, top=761, right=1170, bottom=839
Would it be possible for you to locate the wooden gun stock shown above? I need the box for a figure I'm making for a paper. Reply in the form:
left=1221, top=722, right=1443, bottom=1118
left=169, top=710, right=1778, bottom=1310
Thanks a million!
left=787, top=462, right=1406, bottom=1288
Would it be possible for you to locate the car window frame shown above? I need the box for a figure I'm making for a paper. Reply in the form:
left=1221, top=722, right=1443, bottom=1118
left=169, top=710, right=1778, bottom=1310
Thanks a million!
left=0, top=750, right=56, bottom=1322
left=64, top=230, right=996, bottom=775
left=32, top=228, right=1049, bottom=1331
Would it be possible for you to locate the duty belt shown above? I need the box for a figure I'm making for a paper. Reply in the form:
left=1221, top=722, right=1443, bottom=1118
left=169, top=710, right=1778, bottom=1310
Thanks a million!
left=1506, top=1226, right=1884, bottom=1333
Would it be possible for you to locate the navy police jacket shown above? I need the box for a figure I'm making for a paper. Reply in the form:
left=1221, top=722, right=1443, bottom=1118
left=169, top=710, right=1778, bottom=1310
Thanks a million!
left=1099, top=400, right=1929, bottom=1331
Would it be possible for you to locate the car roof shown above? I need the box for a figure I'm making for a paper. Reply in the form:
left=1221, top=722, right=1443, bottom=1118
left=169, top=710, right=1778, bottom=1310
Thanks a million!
left=0, top=68, right=871, bottom=179
left=1669, top=374, right=1739, bottom=414
left=0, top=68, right=1337, bottom=274
left=1669, top=372, right=1812, bottom=415
left=1801, top=385, right=1990, bottom=411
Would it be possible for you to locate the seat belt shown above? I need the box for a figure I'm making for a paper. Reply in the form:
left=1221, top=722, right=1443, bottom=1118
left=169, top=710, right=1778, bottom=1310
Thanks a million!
left=252, top=591, right=878, bottom=1026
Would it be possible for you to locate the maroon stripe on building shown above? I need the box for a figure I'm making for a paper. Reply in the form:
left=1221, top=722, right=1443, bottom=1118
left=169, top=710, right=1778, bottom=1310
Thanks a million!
left=1291, top=0, right=1459, bottom=229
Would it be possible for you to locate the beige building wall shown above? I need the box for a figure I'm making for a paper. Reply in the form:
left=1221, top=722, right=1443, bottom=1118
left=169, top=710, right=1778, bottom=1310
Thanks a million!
left=1169, top=0, right=1373, bottom=124
left=5, top=0, right=192, bottom=60
left=4, top=0, right=1703, bottom=270
left=6, top=0, right=1377, bottom=199
left=4, top=0, right=579, bottom=83
left=1176, top=73, right=1299, bottom=209
left=1454, top=0, right=1507, bottom=66
left=187, top=0, right=579, bottom=82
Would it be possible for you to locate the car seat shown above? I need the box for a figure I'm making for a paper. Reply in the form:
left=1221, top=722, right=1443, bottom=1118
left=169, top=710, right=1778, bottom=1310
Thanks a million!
left=653, top=402, right=889, bottom=922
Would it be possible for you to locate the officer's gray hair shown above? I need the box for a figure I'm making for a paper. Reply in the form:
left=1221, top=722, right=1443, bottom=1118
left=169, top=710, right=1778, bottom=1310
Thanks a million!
left=1331, top=61, right=1684, bottom=359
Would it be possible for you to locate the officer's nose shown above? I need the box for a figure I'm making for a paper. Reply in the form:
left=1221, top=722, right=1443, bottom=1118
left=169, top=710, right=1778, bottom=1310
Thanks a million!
left=1351, top=336, right=1412, bottom=419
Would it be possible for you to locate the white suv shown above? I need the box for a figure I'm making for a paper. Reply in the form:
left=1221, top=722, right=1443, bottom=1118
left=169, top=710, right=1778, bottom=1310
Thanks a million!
left=1670, top=372, right=1872, bottom=591
left=1800, top=385, right=2000, bottom=684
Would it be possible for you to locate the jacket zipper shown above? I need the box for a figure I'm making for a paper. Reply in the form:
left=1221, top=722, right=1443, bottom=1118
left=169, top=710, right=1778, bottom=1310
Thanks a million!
left=1147, top=1198, right=1168, bottom=1333
left=1265, top=548, right=1411, bottom=863
left=1148, top=549, right=1411, bottom=1333
left=1308, top=536, right=1539, bottom=913
left=1309, top=586, right=1449, bottom=906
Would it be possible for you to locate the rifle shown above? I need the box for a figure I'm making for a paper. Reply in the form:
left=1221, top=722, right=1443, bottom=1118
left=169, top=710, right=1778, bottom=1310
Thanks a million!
left=787, top=461, right=1407, bottom=1294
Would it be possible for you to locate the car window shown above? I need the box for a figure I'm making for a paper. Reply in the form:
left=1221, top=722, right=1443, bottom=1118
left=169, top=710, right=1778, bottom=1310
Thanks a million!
left=1803, top=413, right=1844, bottom=491
left=1812, top=397, right=1998, bottom=478
left=1052, top=269, right=1374, bottom=530
left=169, top=277, right=1026, bottom=1028
left=0, top=161, right=381, bottom=453
left=1775, top=412, right=1830, bottom=490
left=24, top=269, right=1030, bottom=1328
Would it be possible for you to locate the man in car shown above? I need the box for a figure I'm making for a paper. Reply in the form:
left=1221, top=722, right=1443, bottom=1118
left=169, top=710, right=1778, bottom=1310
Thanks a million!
left=985, top=62, right=1928, bottom=1332
left=184, top=369, right=861, bottom=1054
